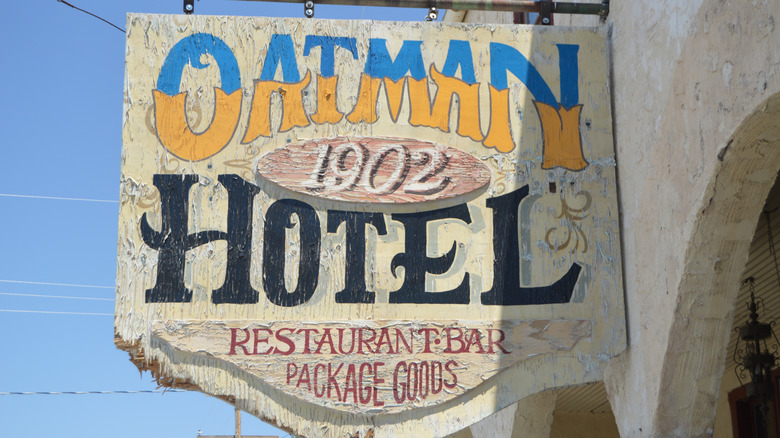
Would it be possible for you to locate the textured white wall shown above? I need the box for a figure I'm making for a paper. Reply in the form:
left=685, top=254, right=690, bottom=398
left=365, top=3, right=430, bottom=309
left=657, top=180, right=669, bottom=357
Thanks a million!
left=604, top=1, right=780, bottom=436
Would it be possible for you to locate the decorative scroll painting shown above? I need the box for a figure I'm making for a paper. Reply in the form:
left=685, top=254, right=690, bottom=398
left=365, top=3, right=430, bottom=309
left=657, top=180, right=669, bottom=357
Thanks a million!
left=117, top=14, right=625, bottom=437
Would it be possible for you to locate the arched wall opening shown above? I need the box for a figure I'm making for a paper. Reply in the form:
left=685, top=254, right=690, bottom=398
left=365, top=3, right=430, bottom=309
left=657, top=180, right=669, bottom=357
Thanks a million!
left=712, top=177, right=780, bottom=437
left=652, top=91, right=780, bottom=436
left=445, top=383, right=621, bottom=438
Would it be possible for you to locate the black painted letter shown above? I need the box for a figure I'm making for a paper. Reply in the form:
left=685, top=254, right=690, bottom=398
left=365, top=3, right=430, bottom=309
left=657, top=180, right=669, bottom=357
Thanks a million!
left=327, top=211, right=387, bottom=303
left=482, top=186, right=581, bottom=305
left=211, top=175, right=262, bottom=304
left=263, top=199, right=321, bottom=307
left=140, top=174, right=226, bottom=303
left=389, top=204, right=471, bottom=304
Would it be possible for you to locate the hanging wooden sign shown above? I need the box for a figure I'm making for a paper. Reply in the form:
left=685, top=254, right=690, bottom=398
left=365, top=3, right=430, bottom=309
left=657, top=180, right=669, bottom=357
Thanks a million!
left=117, top=14, right=625, bottom=437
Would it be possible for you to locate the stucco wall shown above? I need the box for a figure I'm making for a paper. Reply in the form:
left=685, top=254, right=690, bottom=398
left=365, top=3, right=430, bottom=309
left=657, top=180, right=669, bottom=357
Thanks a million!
left=604, top=1, right=780, bottom=436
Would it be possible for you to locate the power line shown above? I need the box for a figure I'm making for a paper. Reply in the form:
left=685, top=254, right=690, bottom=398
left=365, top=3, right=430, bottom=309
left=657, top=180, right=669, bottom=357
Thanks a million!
left=0, top=390, right=186, bottom=396
left=0, top=279, right=114, bottom=289
left=56, top=0, right=126, bottom=33
left=0, top=309, right=112, bottom=316
left=0, top=292, right=113, bottom=302
left=0, top=193, right=117, bottom=203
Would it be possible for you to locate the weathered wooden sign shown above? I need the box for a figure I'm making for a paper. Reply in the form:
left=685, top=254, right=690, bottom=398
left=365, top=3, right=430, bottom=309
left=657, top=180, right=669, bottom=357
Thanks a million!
left=117, top=14, right=625, bottom=437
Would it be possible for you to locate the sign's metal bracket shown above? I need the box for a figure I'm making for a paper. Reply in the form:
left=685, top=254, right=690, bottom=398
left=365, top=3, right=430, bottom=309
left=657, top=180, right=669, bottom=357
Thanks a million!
left=184, top=0, right=195, bottom=14
left=304, top=0, right=315, bottom=18
left=425, top=6, right=439, bottom=21
left=230, top=0, right=609, bottom=17
left=539, top=0, right=552, bottom=24
left=599, top=0, right=610, bottom=19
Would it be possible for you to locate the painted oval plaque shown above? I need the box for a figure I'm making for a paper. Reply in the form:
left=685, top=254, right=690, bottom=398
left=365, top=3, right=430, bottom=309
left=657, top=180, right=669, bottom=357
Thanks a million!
left=256, top=137, right=491, bottom=203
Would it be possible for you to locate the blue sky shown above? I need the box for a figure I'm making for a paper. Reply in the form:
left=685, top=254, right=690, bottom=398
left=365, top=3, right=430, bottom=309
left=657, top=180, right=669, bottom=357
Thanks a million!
left=0, top=2, right=432, bottom=436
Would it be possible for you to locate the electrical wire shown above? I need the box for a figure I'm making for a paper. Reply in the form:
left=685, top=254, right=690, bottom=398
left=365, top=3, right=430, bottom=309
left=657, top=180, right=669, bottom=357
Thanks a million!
left=0, top=390, right=186, bottom=395
left=0, top=279, right=114, bottom=289
left=0, top=309, right=112, bottom=316
left=0, top=193, right=117, bottom=203
left=56, top=0, right=126, bottom=33
left=0, top=292, right=113, bottom=301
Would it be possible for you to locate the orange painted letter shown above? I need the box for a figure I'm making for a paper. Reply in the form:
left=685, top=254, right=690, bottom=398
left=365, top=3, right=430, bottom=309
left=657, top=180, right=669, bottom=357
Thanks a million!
left=154, top=88, right=242, bottom=161
left=534, top=101, right=587, bottom=171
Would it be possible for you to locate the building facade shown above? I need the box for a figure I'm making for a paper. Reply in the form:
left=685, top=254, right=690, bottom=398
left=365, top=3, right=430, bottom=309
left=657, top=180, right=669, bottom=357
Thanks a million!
left=116, top=1, right=780, bottom=436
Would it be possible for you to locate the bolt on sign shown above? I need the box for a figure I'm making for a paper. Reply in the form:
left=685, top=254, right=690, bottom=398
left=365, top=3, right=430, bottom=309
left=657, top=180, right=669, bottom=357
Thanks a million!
left=117, top=14, right=625, bottom=437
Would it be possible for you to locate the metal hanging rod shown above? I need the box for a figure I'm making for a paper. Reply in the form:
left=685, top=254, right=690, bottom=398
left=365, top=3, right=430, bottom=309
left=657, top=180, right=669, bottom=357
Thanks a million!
left=229, top=0, right=609, bottom=16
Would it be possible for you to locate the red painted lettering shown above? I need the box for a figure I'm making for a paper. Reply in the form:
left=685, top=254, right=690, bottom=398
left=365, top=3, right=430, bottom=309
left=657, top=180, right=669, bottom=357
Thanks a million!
left=374, top=328, right=395, bottom=354
left=444, top=360, right=458, bottom=388
left=358, top=362, right=373, bottom=404
left=357, top=328, right=376, bottom=354
left=336, top=328, right=356, bottom=354
left=418, top=328, right=439, bottom=353
left=296, top=364, right=312, bottom=390
left=327, top=363, right=343, bottom=401
left=395, top=328, right=414, bottom=354
left=297, top=328, right=319, bottom=354
left=314, top=328, right=336, bottom=354
left=464, top=329, right=486, bottom=353
left=418, top=361, right=430, bottom=399
left=373, top=362, right=385, bottom=407
left=342, top=364, right=358, bottom=403
left=406, top=361, right=418, bottom=401
left=431, top=361, right=443, bottom=394
left=286, top=363, right=298, bottom=385
left=229, top=328, right=251, bottom=355
left=274, top=328, right=296, bottom=355
left=393, top=361, right=408, bottom=403
left=252, top=328, right=273, bottom=355
left=444, top=328, right=465, bottom=353
left=487, top=329, right=510, bottom=354
left=313, top=363, right=327, bottom=398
